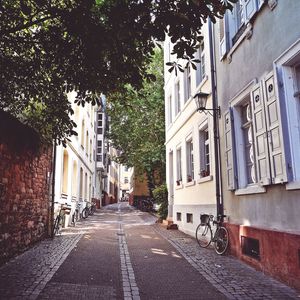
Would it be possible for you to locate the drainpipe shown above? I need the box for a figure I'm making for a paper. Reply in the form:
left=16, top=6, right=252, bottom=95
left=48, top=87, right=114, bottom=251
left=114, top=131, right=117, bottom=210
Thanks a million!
left=208, top=19, right=223, bottom=216
left=50, top=139, right=57, bottom=237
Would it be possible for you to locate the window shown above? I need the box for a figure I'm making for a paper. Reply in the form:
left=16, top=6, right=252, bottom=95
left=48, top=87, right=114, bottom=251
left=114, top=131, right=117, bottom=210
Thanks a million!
left=225, top=72, right=287, bottom=191
left=97, top=127, right=103, bottom=134
left=220, top=0, right=262, bottom=57
left=176, top=212, right=182, bottom=221
left=199, top=126, right=210, bottom=177
left=97, top=140, right=102, bottom=162
left=124, top=177, right=129, bottom=184
left=175, top=80, right=181, bottom=115
left=196, top=42, right=206, bottom=85
left=186, top=139, right=194, bottom=182
left=186, top=213, right=193, bottom=223
left=275, top=42, right=300, bottom=188
left=62, top=150, right=69, bottom=194
left=185, top=65, right=192, bottom=102
left=89, top=139, right=92, bottom=161
left=167, top=95, right=173, bottom=125
left=72, top=161, right=77, bottom=197
left=176, top=147, right=182, bottom=183
left=81, top=120, right=85, bottom=147
left=241, top=102, right=256, bottom=184
left=85, top=131, right=89, bottom=155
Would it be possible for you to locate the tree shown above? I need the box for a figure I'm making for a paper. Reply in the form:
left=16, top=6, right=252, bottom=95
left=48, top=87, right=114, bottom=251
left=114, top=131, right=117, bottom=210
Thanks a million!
left=0, top=0, right=236, bottom=142
left=107, top=48, right=165, bottom=192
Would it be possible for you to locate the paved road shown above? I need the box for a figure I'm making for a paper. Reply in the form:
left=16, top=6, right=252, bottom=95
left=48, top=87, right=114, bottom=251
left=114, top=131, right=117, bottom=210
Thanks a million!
left=0, top=202, right=299, bottom=300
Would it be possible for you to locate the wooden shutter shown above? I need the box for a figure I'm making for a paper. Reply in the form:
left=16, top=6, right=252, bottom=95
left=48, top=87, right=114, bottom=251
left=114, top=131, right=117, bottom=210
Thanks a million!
left=262, top=72, right=288, bottom=184
left=219, top=13, right=229, bottom=58
left=250, top=82, right=271, bottom=185
left=224, top=109, right=237, bottom=190
left=244, top=0, right=258, bottom=23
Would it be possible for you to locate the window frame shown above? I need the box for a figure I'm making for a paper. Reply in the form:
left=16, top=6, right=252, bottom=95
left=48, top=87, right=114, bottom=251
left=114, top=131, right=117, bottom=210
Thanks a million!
left=186, top=138, right=194, bottom=182
left=199, top=122, right=211, bottom=178
left=274, top=39, right=300, bottom=189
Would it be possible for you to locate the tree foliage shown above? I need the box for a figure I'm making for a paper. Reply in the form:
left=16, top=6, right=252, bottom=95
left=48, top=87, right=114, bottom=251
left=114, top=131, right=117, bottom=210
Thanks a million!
left=0, top=0, right=236, bottom=142
left=107, top=48, right=165, bottom=188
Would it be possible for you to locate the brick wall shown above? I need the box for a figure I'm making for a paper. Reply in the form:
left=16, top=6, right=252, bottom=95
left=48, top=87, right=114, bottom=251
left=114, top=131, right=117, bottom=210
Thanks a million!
left=0, top=111, right=53, bottom=265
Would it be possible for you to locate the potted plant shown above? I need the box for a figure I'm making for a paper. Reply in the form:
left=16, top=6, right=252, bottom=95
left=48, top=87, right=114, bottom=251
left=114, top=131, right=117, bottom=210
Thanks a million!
left=200, top=169, right=210, bottom=178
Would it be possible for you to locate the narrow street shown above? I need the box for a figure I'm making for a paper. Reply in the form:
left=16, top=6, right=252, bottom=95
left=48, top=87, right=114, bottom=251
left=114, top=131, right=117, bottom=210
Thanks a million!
left=0, top=203, right=298, bottom=300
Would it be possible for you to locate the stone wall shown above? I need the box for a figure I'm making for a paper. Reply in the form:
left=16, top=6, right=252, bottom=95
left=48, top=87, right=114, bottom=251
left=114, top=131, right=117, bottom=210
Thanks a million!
left=0, top=111, right=53, bottom=265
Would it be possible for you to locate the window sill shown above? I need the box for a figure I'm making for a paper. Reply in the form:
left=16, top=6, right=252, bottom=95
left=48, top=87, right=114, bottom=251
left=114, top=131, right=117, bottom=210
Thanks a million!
left=175, top=183, right=184, bottom=190
left=235, top=185, right=266, bottom=195
left=227, top=23, right=253, bottom=63
left=286, top=181, right=300, bottom=190
left=185, top=180, right=195, bottom=187
left=197, top=175, right=213, bottom=184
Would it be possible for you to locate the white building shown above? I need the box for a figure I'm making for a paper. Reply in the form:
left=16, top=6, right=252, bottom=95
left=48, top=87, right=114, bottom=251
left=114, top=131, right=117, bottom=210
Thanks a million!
left=119, top=165, right=134, bottom=201
left=53, top=92, right=99, bottom=226
left=164, top=23, right=218, bottom=236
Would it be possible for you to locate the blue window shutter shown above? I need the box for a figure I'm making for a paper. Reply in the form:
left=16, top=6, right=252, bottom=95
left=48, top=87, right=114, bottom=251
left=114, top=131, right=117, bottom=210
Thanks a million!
left=244, top=0, right=258, bottom=23
left=224, top=109, right=237, bottom=190
left=219, top=13, right=229, bottom=59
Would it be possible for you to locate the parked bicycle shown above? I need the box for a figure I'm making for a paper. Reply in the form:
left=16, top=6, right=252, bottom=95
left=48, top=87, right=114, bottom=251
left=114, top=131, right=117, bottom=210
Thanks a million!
left=52, top=202, right=71, bottom=236
left=71, top=202, right=81, bottom=226
left=82, top=201, right=96, bottom=218
left=195, top=214, right=229, bottom=255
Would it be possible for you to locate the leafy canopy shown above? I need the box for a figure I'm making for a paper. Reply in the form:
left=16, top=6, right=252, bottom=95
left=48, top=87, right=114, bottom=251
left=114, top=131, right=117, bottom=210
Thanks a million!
left=0, top=0, right=236, bottom=142
left=107, top=48, right=165, bottom=182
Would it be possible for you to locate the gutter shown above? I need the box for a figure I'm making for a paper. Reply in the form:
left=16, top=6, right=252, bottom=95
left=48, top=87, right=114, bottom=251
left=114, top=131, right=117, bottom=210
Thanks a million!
left=50, top=140, right=56, bottom=238
left=208, top=19, right=223, bottom=216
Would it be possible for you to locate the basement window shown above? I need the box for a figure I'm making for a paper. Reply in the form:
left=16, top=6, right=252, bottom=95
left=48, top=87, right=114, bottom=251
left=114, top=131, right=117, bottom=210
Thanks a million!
left=176, top=212, right=182, bottom=221
left=186, top=213, right=193, bottom=223
left=241, top=236, right=260, bottom=260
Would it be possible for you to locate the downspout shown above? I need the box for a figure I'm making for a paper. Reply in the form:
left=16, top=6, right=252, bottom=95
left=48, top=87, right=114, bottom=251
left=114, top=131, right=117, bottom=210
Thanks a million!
left=50, top=140, right=56, bottom=237
left=208, top=19, right=223, bottom=216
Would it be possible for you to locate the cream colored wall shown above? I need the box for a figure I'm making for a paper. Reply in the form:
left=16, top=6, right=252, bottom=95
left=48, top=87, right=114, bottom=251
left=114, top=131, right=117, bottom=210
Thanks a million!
left=165, top=22, right=216, bottom=210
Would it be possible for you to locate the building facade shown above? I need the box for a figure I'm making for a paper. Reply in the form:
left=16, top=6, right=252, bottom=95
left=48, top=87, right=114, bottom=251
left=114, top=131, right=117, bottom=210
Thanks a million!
left=215, top=0, right=300, bottom=290
left=54, top=92, right=99, bottom=225
left=164, top=23, right=218, bottom=236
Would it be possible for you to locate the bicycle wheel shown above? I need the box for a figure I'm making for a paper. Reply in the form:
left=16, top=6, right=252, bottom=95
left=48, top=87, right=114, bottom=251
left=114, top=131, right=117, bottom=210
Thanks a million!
left=52, top=216, right=60, bottom=237
left=214, top=226, right=229, bottom=255
left=196, top=224, right=212, bottom=248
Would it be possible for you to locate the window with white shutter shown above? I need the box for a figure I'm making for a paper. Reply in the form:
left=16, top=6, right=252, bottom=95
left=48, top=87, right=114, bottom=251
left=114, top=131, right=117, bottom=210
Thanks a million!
left=227, top=73, right=288, bottom=192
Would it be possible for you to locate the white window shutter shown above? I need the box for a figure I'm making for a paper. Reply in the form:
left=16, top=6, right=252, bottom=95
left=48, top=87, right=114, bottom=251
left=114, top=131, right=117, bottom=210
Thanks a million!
left=262, top=72, right=288, bottom=184
left=244, top=0, right=258, bottom=23
left=224, top=109, right=237, bottom=190
left=250, top=82, right=271, bottom=185
left=219, top=13, right=229, bottom=59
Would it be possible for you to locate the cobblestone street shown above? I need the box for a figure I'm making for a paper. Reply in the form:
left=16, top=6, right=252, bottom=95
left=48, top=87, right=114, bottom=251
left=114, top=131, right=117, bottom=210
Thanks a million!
left=0, top=203, right=299, bottom=300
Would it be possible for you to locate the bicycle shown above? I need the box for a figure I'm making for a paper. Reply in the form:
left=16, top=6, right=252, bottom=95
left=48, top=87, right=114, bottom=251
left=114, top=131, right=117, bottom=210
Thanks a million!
left=52, top=202, right=71, bottom=236
left=71, top=203, right=81, bottom=226
left=195, top=214, right=229, bottom=255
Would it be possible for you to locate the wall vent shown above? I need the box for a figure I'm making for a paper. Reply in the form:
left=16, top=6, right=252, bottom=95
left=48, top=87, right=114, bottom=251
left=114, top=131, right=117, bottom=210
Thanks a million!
left=186, top=213, right=193, bottom=223
left=241, top=236, right=260, bottom=260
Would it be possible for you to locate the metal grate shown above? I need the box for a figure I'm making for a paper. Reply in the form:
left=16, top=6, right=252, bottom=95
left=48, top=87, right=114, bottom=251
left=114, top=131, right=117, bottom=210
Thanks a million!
left=241, top=236, right=260, bottom=260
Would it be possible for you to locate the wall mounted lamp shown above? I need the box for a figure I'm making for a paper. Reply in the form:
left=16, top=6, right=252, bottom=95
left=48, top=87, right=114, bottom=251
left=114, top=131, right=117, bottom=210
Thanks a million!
left=194, top=92, right=220, bottom=118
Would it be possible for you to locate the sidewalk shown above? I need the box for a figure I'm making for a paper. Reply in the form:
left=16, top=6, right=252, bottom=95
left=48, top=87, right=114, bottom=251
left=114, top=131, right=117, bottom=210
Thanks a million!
left=154, top=223, right=300, bottom=300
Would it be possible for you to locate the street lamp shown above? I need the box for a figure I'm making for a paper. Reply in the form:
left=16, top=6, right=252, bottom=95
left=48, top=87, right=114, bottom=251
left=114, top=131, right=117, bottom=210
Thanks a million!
left=194, top=92, right=220, bottom=117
